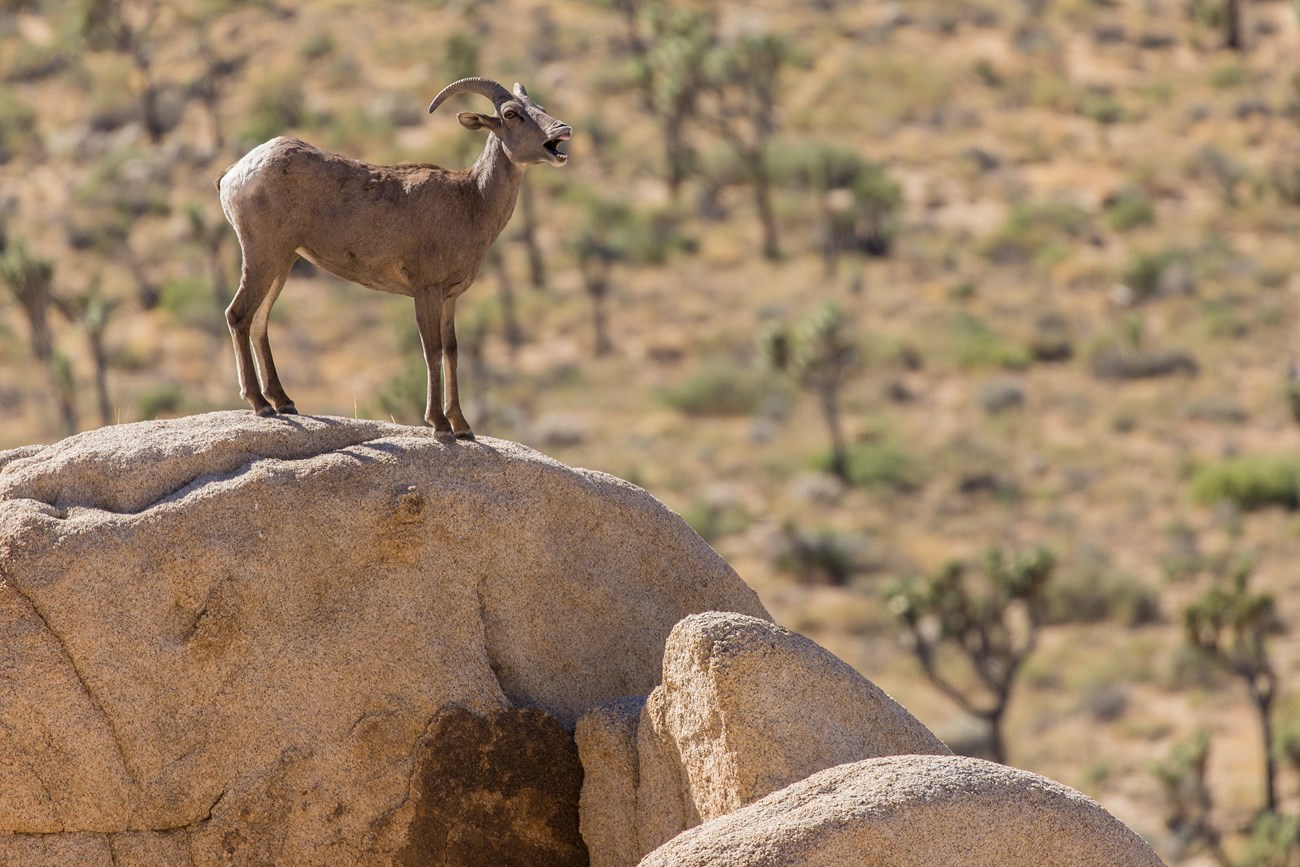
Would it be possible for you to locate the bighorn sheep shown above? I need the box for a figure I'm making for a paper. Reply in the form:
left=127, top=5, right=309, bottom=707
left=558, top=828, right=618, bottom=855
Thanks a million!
left=216, top=77, right=571, bottom=439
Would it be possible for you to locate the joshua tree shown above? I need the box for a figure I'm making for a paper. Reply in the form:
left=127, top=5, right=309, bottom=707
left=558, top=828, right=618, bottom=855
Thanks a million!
left=887, top=547, right=1056, bottom=764
left=1184, top=559, right=1283, bottom=812
left=1225, top=0, right=1246, bottom=51
left=638, top=5, right=715, bottom=199
left=190, top=24, right=244, bottom=152
left=575, top=229, right=616, bottom=358
left=486, top=247, right=524, bottom=360
left=763, top=303, right=859, bottom=482
left=517, top=178, right=548, bottom=292
left=571, top=196, right=632, bottom=358
left=186, top=202, right=232, bottom=310
left=81, top=0, right=171, bottom=143
left=799, top=148, right=903, bottom=276
left=1285, top=357, right=1300, bottom=426
left=1152, top=730, right=1232, bottom=866
left=0, top=242, right=77, bottom=434
left=702, top=32, right=806, bottom=261
left=54, top=280, right=118, bottom=427
left=593, top=0, right=715, bottom=198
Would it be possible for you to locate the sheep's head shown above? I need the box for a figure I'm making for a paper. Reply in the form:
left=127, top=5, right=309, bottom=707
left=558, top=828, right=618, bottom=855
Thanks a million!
left=429, top=77, right=571, bottom=168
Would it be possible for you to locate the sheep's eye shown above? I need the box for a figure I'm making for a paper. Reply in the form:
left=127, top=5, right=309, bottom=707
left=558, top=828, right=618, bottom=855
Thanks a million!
left=503, top=109, right=518, bottom=120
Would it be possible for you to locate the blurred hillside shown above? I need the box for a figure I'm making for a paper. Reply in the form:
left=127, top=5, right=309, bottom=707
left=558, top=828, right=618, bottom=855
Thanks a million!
left=3, top=0, right=1300, bottom=862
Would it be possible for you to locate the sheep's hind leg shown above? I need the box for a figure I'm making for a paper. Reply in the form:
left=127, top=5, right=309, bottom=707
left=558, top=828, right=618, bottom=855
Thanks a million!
left=441, top=296, right=474, bottom=440
left=226, top=261, right=283, bottom=417
left=250, top=269, right=296, bottom=414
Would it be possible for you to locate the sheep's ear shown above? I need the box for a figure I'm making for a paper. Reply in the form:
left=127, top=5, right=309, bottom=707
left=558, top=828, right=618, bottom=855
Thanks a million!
left=458, top=112, right=502, bottom=134
left=513, top=82, right=528, bottom=99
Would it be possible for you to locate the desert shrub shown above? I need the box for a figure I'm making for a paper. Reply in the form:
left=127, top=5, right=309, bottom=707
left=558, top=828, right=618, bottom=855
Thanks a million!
left=774, top=523, right=870, bottom=586
left=1161, top=520, right=1203, bottom=583
left=1188, top=455, right=1300, bottom=511
left=1209, top=61, right=1249, bottom=90
left=3, top=39, right=70, bottom=83
left=242, top=77, right=308, bottom=143
left=1275, top=696, right=1300, bottom=782
left=77, top=147, right=171, bottom=220
left=1191, top=146, right=1248, bottom=206
left=981, top=199, right=1094, bottom=267
left=1080, top=89, right=1125, bottom=124
left=1103, top=187, right=1156, bottom=231
left=0, top=90, right=38, bottom=164
left=827, top=439, right=925, bottom=493
left=138, top=383, right=184, bottom=420
left=682, top=499, right=750, bottom=544
left=160, top=276, right=215, bottom=328
left=1244, top=813, right=1300, bottom=867
left=659, top=361, right=767, bottom=417
left=952, top=313, right=1033, bottom=371
left=1045, top=571, right=1161, bottom=627
left=977, top=378, right=1025, bottom=415
left=564, top=186, right=695, bottom=265
left=1028, top=313, right=1074, bottom=362
left=1090, top=345, right=1198, bottom=380
left=1184, top=394, right=1247, bottom=424
left=1119, top=246, right=1192, bottom=302
left=776, top=145, right=904, bottom=259
left=1078, top=682, right=1129, bottom=723
left=376, top=359, right=427, bottom=424
left=1166, top=645, right=1229, bottom=690
left=300, top=30, right=336, bottom=61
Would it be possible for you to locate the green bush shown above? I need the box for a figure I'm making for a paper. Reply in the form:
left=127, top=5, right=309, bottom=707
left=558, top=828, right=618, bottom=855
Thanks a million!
left=775, top=523, right=869, bottom=586
left=981, top=200, right=1094, bottom=267
left=821, top=440, right=925, bottom=492
left=681, top=499, right=750, bottom=544
left=0, top=90, right=37, bottom=163
left=659, top=361, right=767, bottom=417
left=376, top=360, right=427, bottom=424
left=1188, top=455, right=1300, bottom=511
left=139, top=383, right=185, bottom=420
left=160, top=276, right=216, bottom=327
left=1103, top=188, right=1156, bottom=231
left=952, top=313, right=1034, bottom=371
left=1045, top=571, right=1161, bottom=627
left=242, top=77, right=309, bottom=143
left=1120, top=247, right=1190, bottom=302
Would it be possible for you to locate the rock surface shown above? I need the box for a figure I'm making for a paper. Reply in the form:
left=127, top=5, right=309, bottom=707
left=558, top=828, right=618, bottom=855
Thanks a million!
left=573, top=697, right=646, bottom=867
left=638, top=754, right=1167, bottom=867
left=0, top=412, right=768, bottom=865
left=576, top=612, right=951, bottom=866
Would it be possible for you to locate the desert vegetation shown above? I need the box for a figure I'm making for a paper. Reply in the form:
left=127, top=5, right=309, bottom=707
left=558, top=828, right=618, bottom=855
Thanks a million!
left=2, top=0, right=1300, bottom=861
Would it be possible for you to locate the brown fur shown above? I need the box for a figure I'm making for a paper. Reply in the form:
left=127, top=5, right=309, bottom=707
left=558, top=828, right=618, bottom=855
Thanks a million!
left=217, top=80, right=570, bottom=438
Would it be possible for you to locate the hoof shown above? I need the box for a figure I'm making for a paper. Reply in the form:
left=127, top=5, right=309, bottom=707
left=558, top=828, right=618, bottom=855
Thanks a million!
left=277, top=403, right=298, bottom=415
left=454, top=430, right=476, bottom=441
left=433, top=429, right=456, bottom=442
left=255, top=405, right=278, bottom=417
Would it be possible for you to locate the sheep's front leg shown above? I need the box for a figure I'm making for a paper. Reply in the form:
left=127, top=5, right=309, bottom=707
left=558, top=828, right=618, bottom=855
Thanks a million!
left=414, top=290, right=453, bottom=439
left=441, top=296, right=474, bottom=440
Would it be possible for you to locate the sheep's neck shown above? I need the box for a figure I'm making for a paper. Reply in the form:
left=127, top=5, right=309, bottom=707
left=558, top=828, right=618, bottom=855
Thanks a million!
left=468, top=135, right=525, bottom=238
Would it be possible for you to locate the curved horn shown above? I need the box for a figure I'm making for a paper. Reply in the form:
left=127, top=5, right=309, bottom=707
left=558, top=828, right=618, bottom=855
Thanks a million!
left=428, top=77, right=513, bottom=114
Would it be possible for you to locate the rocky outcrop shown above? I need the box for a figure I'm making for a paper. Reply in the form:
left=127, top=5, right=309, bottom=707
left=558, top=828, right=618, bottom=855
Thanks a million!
left=638, top=754, right=1167, bottom=867
left=393, top=706, right=586, bottom=867
left=0, top=412, right=769, bottom=865
left=575, top=612, right=952, bottom=866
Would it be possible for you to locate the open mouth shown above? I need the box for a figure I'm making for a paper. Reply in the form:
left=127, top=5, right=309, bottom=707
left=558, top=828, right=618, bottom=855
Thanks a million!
left=544, top=131, right=570, bottom=164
